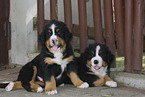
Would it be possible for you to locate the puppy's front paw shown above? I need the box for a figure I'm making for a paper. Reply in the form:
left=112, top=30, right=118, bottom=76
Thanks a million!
left=37, top=87, right=43, bottom=93
left=45, top=89, right=57, bottom=95
left=77, top=82, right=89, bottom=88
left=105, top=81, right=117, bottom=87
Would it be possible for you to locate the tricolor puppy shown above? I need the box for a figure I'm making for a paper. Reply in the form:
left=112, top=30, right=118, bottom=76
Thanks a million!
left=0, top=20, right=88, bottom=95
left=76, top=43, right=117, bottom=87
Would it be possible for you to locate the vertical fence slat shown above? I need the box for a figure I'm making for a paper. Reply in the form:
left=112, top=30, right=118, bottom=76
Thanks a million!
left=37, top=0, right=44, bottom=49
left=133, top=0, right=143, bottom=72
left=78, top=0, right=88, bottom=53
left=114, top=0, right=124, bottom=56
left=50, top=0, right=58, bottom=20
left=104, top=0, right=115, bottom=54
left=92, top=0, right=104, bottom=44
left=124, top=0, right=133, bottom=72
left=63, top=0, right=73, bottom=32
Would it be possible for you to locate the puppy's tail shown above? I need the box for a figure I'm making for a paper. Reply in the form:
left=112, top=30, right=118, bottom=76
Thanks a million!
left=0, top=83, right=9, bottom=88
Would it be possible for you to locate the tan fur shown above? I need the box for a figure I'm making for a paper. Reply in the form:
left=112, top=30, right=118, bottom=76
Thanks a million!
left=87, top=60, right=92, bottom=68
left=45, top=39, right=51, bottom=51
left=44, top=57, right=55, bottom=64
left=29, top=66, right=42, bottom=92
left=63, top=56, right=73, bottom=62
left=69, top=72, right=84, bottom=87
left=12, top=81, right=23, bottom=90
left=45, top=76, right=56, bottom=93
left=102, top=61, right=108, bottom=67
left=45, top=37, right=66, bottom=52
left=57, top=37, right=66, bottom=52
left=87, top=72, right=105, bottom=86
left=35, top=81, right=44, bottom=86
left=104, top=76, right=114, bottom=83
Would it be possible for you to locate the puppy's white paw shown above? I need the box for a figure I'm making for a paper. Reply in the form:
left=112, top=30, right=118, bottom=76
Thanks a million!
left=77, top=82, right=89, bottom=88
left=5, top=82, right=14, bottom=91
left=37, top=87, right=43, bottom=93
left=105, top=81, right=117, bottom=87
left=46, top=90, right=57, bottom=95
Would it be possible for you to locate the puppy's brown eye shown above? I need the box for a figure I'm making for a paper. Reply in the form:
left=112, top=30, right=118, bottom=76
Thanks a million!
left=48, top=30, right=51, bottom=33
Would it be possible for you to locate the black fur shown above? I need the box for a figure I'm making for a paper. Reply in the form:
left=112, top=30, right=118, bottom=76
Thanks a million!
left=76, top=43, right=115, bottom=87
left=0, top=20, right=76, bottom=91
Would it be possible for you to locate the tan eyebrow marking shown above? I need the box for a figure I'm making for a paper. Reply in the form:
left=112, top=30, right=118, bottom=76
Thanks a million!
left=56, top=29, right=59, bottom=32
left=48, top=30, right=51, bottom=33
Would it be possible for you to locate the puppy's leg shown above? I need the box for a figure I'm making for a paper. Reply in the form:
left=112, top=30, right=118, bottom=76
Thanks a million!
left=104, top=76, right=117, bottom=87
left=87, top=72, right=105, bottom=87
left=5, top=81, right=23, bottom=91
left=19, top=66, right=43, bottom=92
left=67, top=62, right=89, bottom=88
left=29, top=66, right=43, bottom=92
left=45, top=76, right=57, bottom=95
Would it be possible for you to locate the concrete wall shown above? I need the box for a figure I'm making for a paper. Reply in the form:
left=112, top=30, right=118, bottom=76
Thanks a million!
left=10, top=0, right=38, bottom=65
left=10, top=0, right=104, bottom=65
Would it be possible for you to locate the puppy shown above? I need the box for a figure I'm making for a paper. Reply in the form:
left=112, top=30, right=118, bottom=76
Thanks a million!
left=0, top=20, right=88, bottom=95
left=76, top=43, right=117, bottom=87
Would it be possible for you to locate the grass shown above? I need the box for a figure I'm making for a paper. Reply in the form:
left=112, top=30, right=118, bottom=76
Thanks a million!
left=116, top=53, right=145, bottom=71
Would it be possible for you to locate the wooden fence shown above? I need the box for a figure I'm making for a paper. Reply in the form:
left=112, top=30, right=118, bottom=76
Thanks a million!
left=37, top=0, right=144, bottom=73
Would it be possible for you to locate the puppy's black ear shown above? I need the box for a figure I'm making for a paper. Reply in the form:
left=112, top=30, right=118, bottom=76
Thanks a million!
left=105, top=46, right=115, bottom=66
left=64, top=25, right=72, bottom=43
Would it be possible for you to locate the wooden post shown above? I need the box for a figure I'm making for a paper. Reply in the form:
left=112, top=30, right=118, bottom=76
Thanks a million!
left=133, top=0, right=143, bottom=72
left=50, top=0, right=58, bottom=20
left=92, top=0, right=104, bottom=44
left=78, top=0, right=88, bottom=53
left=104, top=0, right=115, bottom=55
left=104, top=0, right=116, bottom=67
left=37, top=0, right=44, bottom=49
left=114, top=0, right=124, bottom=56
left=63, top=0, right=73, bottom=32
left=124, top=0, right=133, bottom=72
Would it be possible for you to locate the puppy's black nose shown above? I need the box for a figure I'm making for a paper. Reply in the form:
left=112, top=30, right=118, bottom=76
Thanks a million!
left=94, top=60, right=99, bottom=64
left=52, top=39, right=57, bottom=45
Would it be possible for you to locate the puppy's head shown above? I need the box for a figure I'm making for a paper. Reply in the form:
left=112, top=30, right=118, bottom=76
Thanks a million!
left=39, top=20, right=72, bottom=52
left=85, top=43, right=115, bottom=72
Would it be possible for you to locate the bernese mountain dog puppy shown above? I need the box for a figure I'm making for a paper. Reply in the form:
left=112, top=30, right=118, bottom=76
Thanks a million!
left=76, top=43, right=117, bottom=87
left=0, top=20, right=89, bottom=95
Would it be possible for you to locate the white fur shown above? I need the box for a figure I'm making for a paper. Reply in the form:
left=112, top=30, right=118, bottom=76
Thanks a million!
left=105, top=81, right=117, bottom=87
left=5, top=82, right=14, bottom=91
left=51, top=50, right=70, bottom=79
left=49, top=24, right=58, bottom=46
left=37, top=87, right=43, bottom=93
left=46, top=90, right=57, bottom=95
left=91, top=66, right=107, bottom=77
left=77, top=82, right=89, bottom=88
left=91, top=46, right=103, bottom=67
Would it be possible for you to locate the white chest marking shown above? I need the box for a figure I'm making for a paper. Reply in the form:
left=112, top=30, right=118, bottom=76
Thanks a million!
left=91, top=66, right=107, bottom=77
left=51, top=50, right=70, bottom=79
